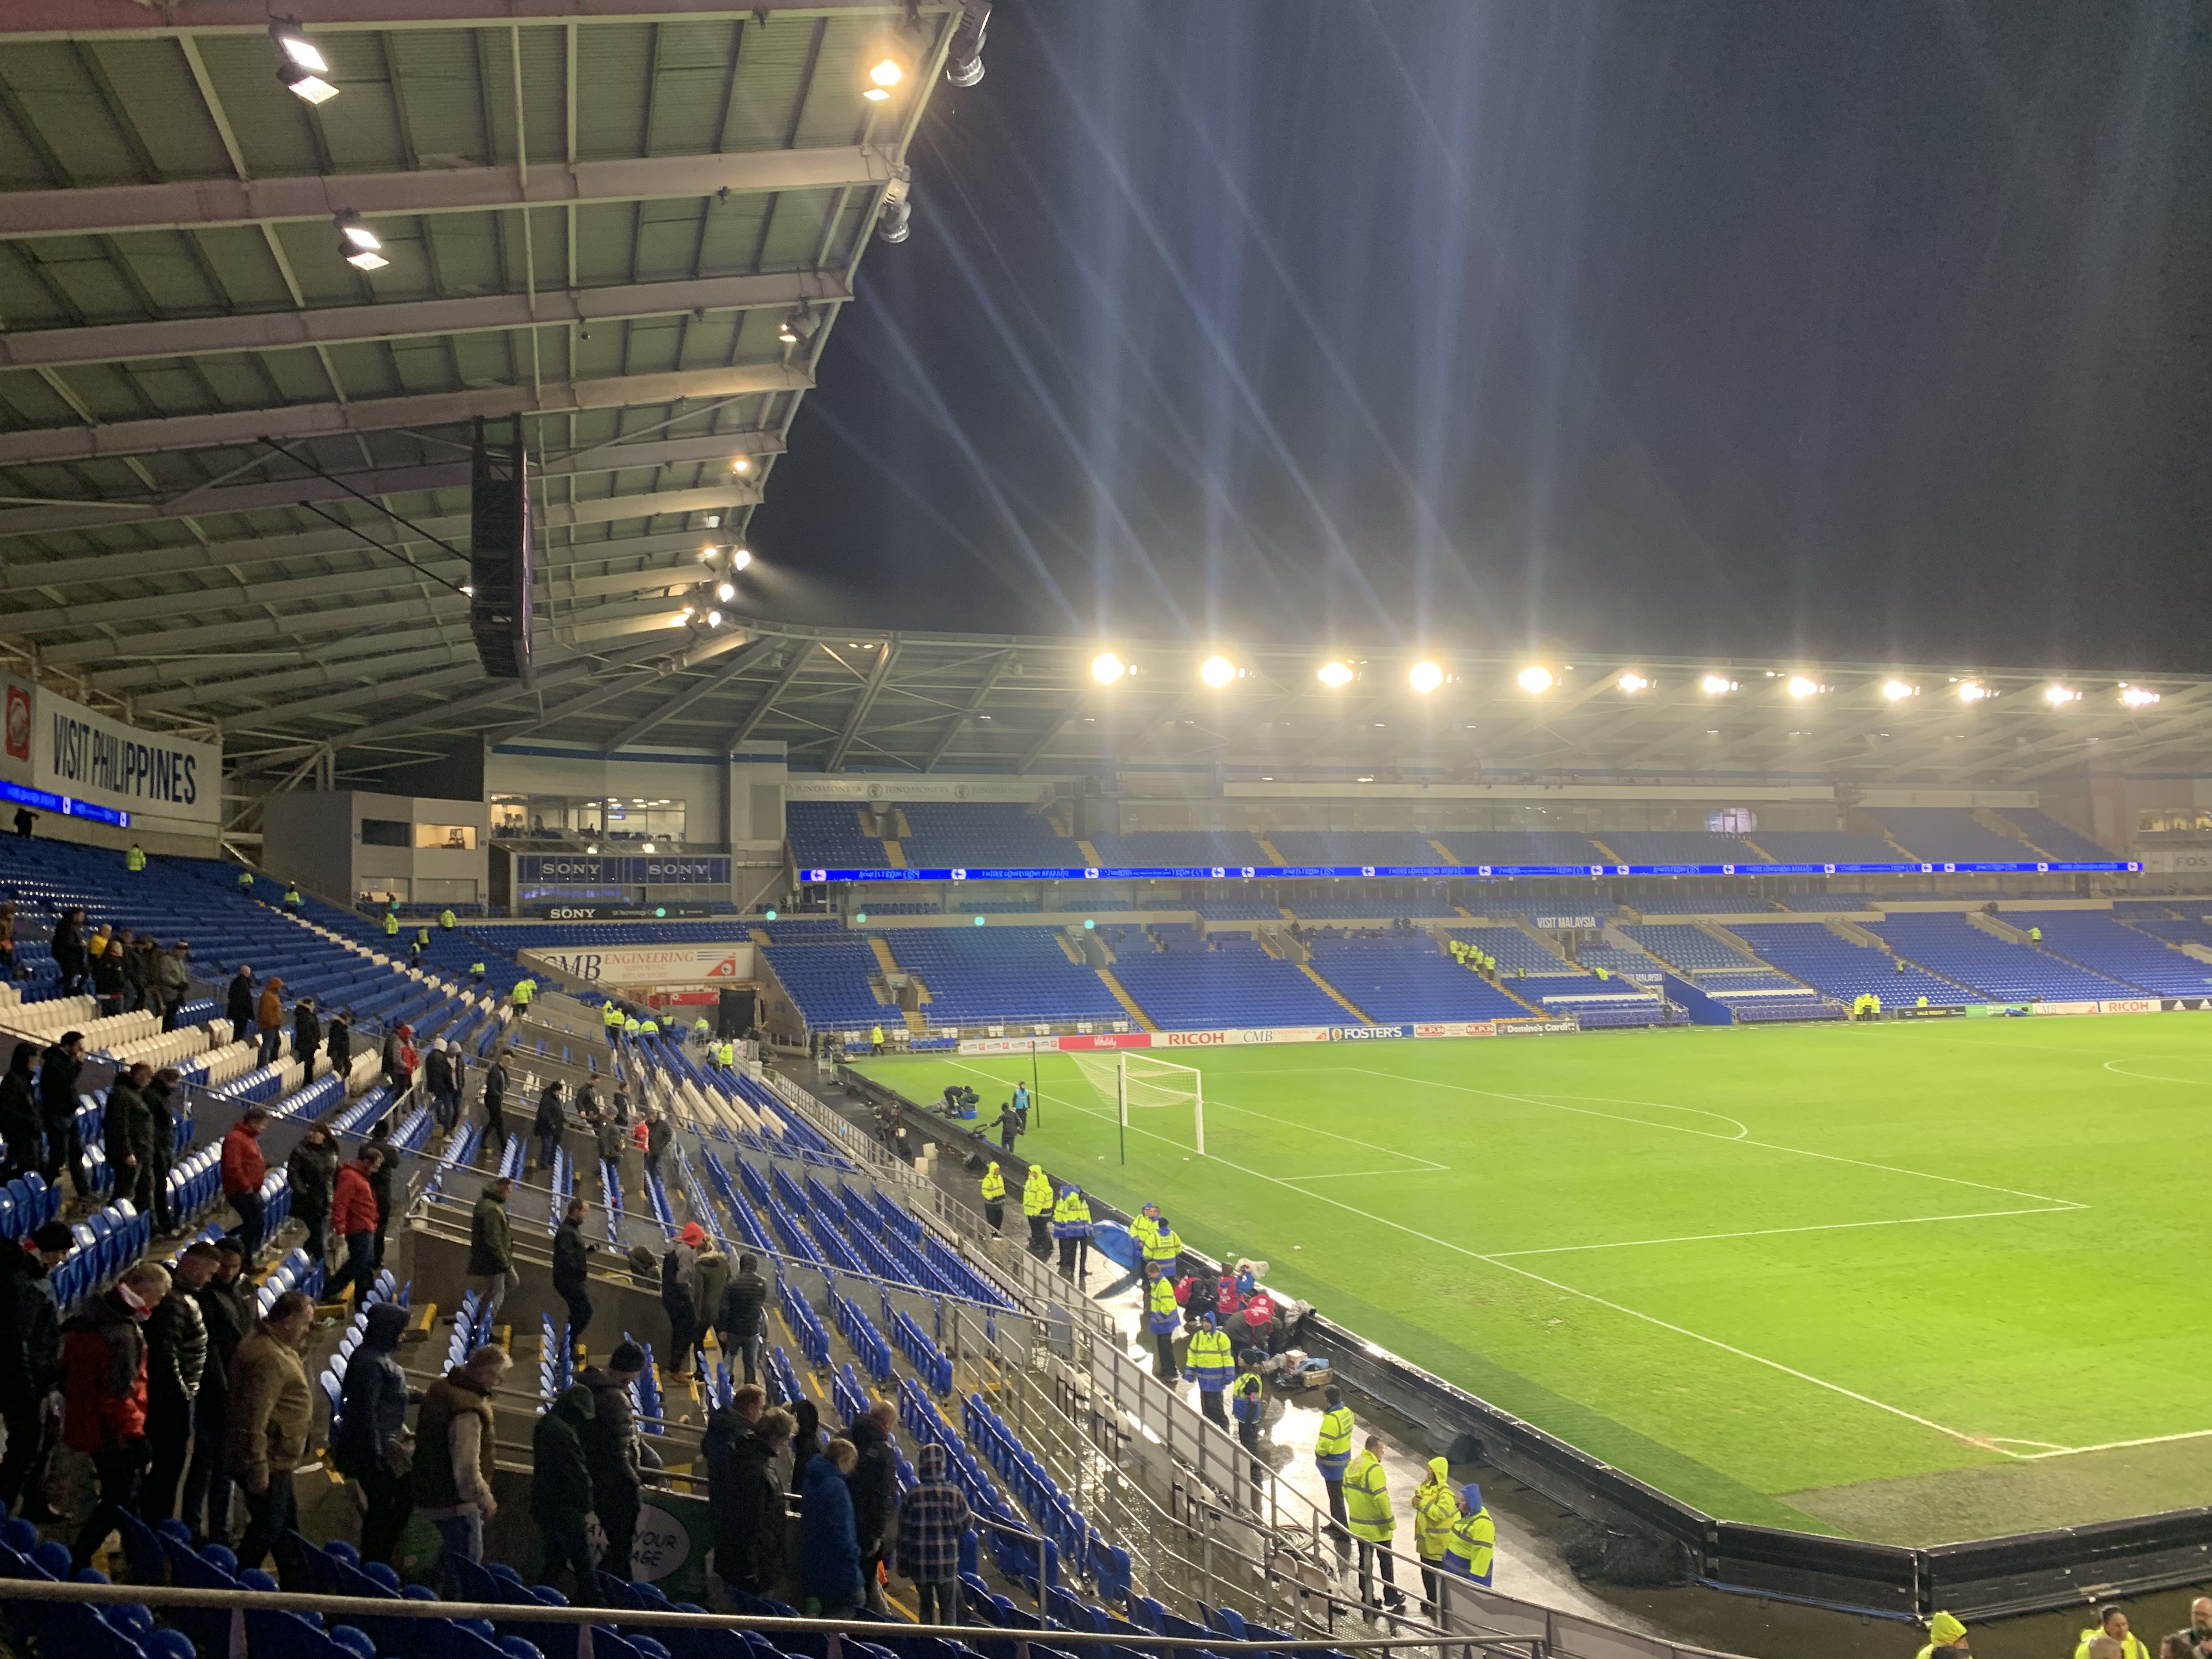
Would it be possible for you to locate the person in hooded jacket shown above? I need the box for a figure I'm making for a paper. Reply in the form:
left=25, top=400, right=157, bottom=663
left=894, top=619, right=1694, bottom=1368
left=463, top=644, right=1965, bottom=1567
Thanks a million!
left=532, top=1381, right=599, bottom=1604
left=224, top=965, right=254, bottom=1035
left=801, top=1437, right=864, bottom=1619
left=183, top=1238, right=251, bottom=1548
left=325, top=1010, right=352, bottom=1083
left=846, top=1399, right=899, bottom=1611
left=292, top=995, right=321, bottom=1081
left=662, top=1222, right=705, bottom=1379
left=334, top=1300, right=415, bottom=1564
left=481, top=1052, right=508, bottom=1144
left=333, top=1148, right=385, bottom=1306
left=64, top=1260, right=171, bottom=1569
left=104, top=1060, right=158, bottom=1214
left=0, top=1221, right=70, bottom=1517
left=155, top=942, right=190, bottom=1032
left=364, top=1119, right=397, bottom=1267
left=705, top=1390, right=791, bottom=1601
left=579, top=1340, right=647, bottom=1577
left=255, top=976, right=286, bottom=1067
left=287, top=1120, right=340, bottom=1268
left=39, top=1032, right=88, bottom=1196
left=90, top=934, right=126, bottom=1018
left=1411, top=1456, right=1459, bottom=1613
left=425, top=1040, right=456, bottom=1128
left=532, top=1080, right=565, bottom=1173
left=552, top=1197, right=594, bottom=1354
left=52, top=908, right=87, bottom=996
left=694, top=1243, right=730, bottom=1364
left=143, top=1066, right=182, bottom=1232
left=715, top=1254, right=770, bottom=1386
left=382, top=1023, right=416, bottom=1092
left=1, top=1041, right=42, bottom=1181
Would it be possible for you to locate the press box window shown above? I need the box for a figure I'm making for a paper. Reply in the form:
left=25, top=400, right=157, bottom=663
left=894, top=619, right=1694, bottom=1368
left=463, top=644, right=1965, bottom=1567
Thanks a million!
left=415, top=823, right=478, bottom=850
left=360, top=818, right=409, bottom=847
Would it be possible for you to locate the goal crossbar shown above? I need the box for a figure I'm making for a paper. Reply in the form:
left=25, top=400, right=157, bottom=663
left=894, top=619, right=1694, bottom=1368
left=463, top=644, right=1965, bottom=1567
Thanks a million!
left=1119, top=1051, right=1204, bottom=1156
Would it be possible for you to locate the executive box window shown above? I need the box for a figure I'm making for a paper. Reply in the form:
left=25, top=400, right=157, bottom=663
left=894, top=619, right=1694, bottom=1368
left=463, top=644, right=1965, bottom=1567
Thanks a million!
left=415, top=823, right=478, bottom=850
left=360, top=818, right=410, bottom=847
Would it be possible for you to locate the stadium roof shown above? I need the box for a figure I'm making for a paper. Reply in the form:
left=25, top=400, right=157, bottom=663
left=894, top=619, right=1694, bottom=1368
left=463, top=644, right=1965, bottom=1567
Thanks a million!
left=0, top=0, right=952, bottom=767
left=165, top=613, right=2212, bottom=789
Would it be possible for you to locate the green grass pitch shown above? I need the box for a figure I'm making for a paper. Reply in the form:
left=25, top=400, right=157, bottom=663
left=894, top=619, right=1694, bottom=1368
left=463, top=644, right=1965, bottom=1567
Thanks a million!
left=855, top=1015, right=2212, bottom=1543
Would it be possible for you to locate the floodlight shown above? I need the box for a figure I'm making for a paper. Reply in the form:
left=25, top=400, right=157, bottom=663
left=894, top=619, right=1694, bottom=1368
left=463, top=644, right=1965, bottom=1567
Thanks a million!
left=1316, top=661, right=1355, bottom=689
left=585, top=845, right=598, bottom=855
left=731, top=547, right=752, bottom=570
left=1410, top=661, right=1446, bottom=693
left=732, top=456, right=752, bottom=475
left=642, top=843, right=656, bottom=853
left=1786, top=675, right=1822, bottom=698
left=1199, top=654, right=1237, bottom=688
left=1957, top=680, right=1991, bottom=702
left=716, top=582, right=736, bottom=602
left=1700, top=674, right=1738, bottom=695
left=2120, top=685, right=2160, bottom=707
left=1881, top=680, right=1918, bottom=701
left=778, top=306, right=815, bottom=345
left=1616, top=672, right=1650, bottom=692
left=706, top=611, right=723, bottom=627
left=700, top=547, right=719, bottom=562
left=870, top=56, right=904, bottom=87
left=334, top=212, right=386, bottom=270
left=1514, top=665, right=1551, bottom=694
left=2044, top=684, right=2080, bottom=706
left=460, top=584, right=474, bottom=597
left=764, top=909, right=778, bottom=921
left=270, top=18, right=328, bottom=71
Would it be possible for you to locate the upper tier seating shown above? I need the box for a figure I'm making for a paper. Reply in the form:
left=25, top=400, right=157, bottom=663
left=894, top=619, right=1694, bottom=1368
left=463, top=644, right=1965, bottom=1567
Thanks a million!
left=1770, top=892, right=1882, bottom=912
left=1739, top=829, right=1903, bottom=863
left=2000, top=809, right=2114, bottom=862
left=1621, top=924, right=1761, bottom=973
left=786, top=803, right=890, bottom=869
left=1305, top=936, right=1536, bottom=1022
left=898, top=804, right=1073, bottom=868
left=1620, top=893, right=1776, bottom=914
left=890, top=927, right=1122, bottom=1025
left=1441, top=927, right=1578, bottom=973
left=1192, top=893, right=1287, bottom=922
left=1863, top=915, right=2137, bottom=1001
left=1263, top=831, right=1449, bottom=866
left=759, top=938, right=887, bottom=1031
left=1594, top=832, right=1768, bottom=864
left=1434, top=831, right=1610, bottom=866
left=2023, top=914, right=2212, bottom=997
left=1867, top=808, right=2035, bottom=864
left=1730, top=922, right=1977, bottom=1006
left=1088, top=830, right=1268, bottom=866
left=1108, top=935, right=1347, bottom=1029
left=1283, top=892, right=1459, bottom=919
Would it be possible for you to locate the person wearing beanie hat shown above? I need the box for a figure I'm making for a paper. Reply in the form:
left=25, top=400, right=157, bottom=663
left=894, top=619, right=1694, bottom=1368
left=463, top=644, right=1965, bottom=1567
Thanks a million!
left=662, top=1222, right=705, bottom=1380
left=898, top=1440, right=970, bottom=1626
left=1443, top=1482, right=1494, bottom=1586
left=1914, top=1611, right=1968, bottom=1658
left=580, top=1340, right=647, bottom=1577
left=334, top=1300, right=414, bottom=1564
left=1412, top=1455, right=1458, bottom=1613
left=532, top=1382, right=600, bottom=1605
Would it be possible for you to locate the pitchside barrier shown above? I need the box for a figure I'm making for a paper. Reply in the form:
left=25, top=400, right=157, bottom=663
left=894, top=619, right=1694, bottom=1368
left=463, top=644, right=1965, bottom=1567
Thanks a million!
left=843, top=1063, right=2212, bottom=1625
left=800, top=860, right=2142, bottom=881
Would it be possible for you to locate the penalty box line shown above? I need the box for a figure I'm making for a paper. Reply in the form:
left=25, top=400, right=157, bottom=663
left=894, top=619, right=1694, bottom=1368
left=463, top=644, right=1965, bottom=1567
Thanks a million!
left=1040, top=1082, right=2050, bottom=1459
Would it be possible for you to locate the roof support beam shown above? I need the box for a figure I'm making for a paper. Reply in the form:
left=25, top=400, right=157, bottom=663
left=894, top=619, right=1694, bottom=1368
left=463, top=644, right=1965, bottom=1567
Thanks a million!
left=922, top=647, right=1014, bottom=772
left=603, top=635, right=780, bottom=750
left=825, top=640, right=900, bottom=774
left=0, top=144, right=899, bottom=240
left=0, top=362, right=809, bottom=468
left=724, top=646, right=814, bottom=750
left=1019, top=692, right=1090, bottom=774
left=0, top=270, right=849, bottom=373
left=4, top=0, right=926, bottom=31
left=132, top=639, right=479, bottom=713
left=0, top=430, right=780, bottom=542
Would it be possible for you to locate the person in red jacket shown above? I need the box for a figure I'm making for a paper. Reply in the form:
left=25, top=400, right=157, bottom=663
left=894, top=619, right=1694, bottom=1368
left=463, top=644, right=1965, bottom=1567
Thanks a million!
left=332, top=1148, right=384, bottom=1307
left=222, top=1108, right=272, bottom=1265
left=65, top=1259, right=171, bottom=1568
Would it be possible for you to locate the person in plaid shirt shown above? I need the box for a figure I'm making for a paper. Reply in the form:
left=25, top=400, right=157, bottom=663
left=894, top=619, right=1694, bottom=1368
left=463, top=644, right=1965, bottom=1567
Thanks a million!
left=897, top=1442, right=972, bottom=1626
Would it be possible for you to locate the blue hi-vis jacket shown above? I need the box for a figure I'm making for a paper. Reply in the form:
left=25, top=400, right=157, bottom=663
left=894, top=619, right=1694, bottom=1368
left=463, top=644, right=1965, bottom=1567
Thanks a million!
left=1050, top=1189, right=1092, bottom=1239
left=1146, top=1276, right=1181, bottom=1334
left=1185, top=1326, right=1235, bottom=1393
left=1230, top=1372, right=1263, bottom=1424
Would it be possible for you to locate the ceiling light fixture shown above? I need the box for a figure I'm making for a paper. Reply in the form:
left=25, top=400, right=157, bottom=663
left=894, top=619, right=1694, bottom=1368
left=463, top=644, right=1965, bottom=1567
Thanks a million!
left=1786, top=675, right=1826, bottom=698
left=2045, top=684, right=2081, bottom=706
left=1199, top=654, right=1238, bottom=689
left=333, top=211, right=385, bottom=270
left=1616, top=672, right=1650, bottom=692
left=272, top=18, right=338, bottom=102
left=1957, top=680, right=1991, bottom=703
left=1090, top=651, right=1126, bottom=684
left=1515, top=666, right=1551, bottom=694
left=1701, top=674, right=1739, bottom=695
left=1409, top=661, right=1446, bottom=693
left=716, top=582, right=736, bottom=602
left=2120, top=685, right=2160, bottom=707
left=1881, top=680, right=1918, bottom=701
left=1316, top=661, right=1355, bottom=689
left=731, top=455, right=752, bottom=475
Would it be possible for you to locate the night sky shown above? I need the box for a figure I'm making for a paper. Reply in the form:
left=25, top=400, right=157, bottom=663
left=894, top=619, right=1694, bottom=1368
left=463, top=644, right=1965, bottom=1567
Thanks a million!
left=746, top=1, right=2212, bottom=672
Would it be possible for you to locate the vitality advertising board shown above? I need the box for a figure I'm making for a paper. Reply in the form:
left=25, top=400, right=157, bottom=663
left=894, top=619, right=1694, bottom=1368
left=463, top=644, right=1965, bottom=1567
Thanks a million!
left=522, top=943, right=754, bottom=985
left=948, top=1022, right=1550, bottom=1054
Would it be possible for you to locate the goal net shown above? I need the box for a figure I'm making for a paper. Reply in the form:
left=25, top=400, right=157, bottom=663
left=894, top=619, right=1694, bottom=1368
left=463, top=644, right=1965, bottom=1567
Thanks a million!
left=1110, top=1051, right=1205, bottom=1155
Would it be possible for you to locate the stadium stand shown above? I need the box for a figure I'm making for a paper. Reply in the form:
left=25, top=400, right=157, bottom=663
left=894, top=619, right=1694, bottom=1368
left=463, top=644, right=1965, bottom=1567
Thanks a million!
left=1434, top=830, right=1610, bottom=865
left=897, top=803, right=1073, bottom=868
left=785, top=802, right=892, bottom=869
left=1192, top=893, right=1289, bottom=921
left=1617, top=893, right=1777, bottom=914
left=759, top=936, right=891, bottom=1031
left=1107, top=933, right=1348, bottom=1028
left=1441, top=926, right=1579, bottom=974
left=888, top=927, right=1124, bottom=1026
left=1303, top=936, right=1536, bottom=1022
left=1730, top=922, right=1979, bottom=1006
left=1620, top=924, right=1762, bottom=973
left=1282, top=892, right=1459, bottom=919
left=1863, top=914, right=2139, bottom=1001
left=1264, top=831, right=1452, bottom=865
left=1865, top=808, right=2036, bottom=863
left=1594, top=832, right=1769, bottom=864
left=2019, top=913, right=2212, bottom=996
left=1088, top=830, right=1268, bottom=866
left=1737, top=829, right=1903, bottom=863
left=2000, top=809, right=2114, bottom=861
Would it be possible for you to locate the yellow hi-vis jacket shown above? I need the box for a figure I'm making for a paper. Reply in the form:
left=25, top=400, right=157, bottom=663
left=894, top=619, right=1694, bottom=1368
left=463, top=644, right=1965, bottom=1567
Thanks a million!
left=979, top=1164, right=1006, bottom=1202
left=439, top=909, right=456, bottom=929
left=1128, top=1215, right=1159, bottom=1256
left=1050, top=1189, right=1092, bottom=1238
left=513, top=978, right=535, bottom=1005
left=126, top=847, right=146, bottom=872
left=1314, top=1404, right=1355, bottom=1478
left=1184, top=1325, right=1234, bottom=1391
left=383, top=913, right=400, bottom=936
left=1145, top=1275, right=1180, bottom=1333
left=1413, top=1475, right=1459, bottom=1562
left=1344, top=1449, right=1394, bottom=1542
left=1143, top=1224, right=1183, bottom=1265
left=715, top=1041, right=736, bottom=1065
left=1445, top=1503, right=1494, bottom=1583
left=604, top=1005, right=625, bottom=1030
left=1022, top=1168, right=1054, bottom=1216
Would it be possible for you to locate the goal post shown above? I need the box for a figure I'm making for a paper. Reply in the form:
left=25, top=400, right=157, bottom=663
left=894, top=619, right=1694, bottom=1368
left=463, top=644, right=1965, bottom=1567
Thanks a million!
left=1119, top=1051, right=1205, bottom=1158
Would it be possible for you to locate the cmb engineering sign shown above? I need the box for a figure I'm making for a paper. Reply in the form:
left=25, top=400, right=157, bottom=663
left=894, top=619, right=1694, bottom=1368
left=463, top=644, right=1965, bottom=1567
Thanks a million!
left=522, top=943, right=755, bottom=986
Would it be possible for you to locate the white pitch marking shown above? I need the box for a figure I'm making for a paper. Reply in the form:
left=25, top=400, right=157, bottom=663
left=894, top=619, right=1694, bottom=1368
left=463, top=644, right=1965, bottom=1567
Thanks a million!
left=1277, top=1168, right=1449, bottom=1182
left=2013, top=1426, right=2212, bottom=1460
left=2101, top=1058, right=2212, bottom=1088
left=1350, top=1069, right=2089, bottom=1211
left=1036, top=1084, right=2012, bottom=1456
left=1484, top=1204, right=2083, bottom=1258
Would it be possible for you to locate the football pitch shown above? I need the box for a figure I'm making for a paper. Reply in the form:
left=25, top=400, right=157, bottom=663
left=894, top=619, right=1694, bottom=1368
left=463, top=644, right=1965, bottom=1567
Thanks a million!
left=854, top=1015, right=2212, bottom=1544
